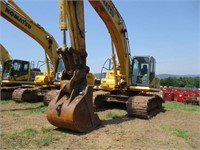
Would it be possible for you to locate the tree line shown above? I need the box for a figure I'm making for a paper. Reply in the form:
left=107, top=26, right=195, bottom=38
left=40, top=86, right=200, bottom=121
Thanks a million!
left=160, top=77, right=200, bottom=88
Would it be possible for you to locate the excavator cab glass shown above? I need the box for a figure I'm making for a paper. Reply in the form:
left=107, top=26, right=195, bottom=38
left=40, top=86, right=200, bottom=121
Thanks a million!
left=54, top=58, right=64, bottom=81
left=2, top=60, right=12, bottom=80
left=131, top=56, right=156, bottom=86
left=2, top=60, right=30, bottom=81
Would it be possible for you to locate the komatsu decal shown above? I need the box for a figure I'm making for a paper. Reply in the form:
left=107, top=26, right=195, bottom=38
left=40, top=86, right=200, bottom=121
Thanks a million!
left=5, top=7, right=32, bottom=29
left=102, top=0, right=114, bottom=18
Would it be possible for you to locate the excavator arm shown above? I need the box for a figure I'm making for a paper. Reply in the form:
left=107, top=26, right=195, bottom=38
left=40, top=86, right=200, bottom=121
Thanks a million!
left=47, top=0, right=100, bottom=132
left=0, top=0, right=59, bottom=80
left=57, top=0, right=87, bottom=81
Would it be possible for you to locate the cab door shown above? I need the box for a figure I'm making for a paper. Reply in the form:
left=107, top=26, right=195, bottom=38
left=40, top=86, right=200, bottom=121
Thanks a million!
left=131, top=56, right=150, bottom=86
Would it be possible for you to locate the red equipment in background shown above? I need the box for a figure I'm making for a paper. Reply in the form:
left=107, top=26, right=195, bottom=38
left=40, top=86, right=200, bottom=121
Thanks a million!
left=160, top=87, right=200, bottom=105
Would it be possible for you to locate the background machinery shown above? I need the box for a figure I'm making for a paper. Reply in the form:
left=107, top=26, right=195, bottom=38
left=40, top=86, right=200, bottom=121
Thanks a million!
left=0, top=44, right=11, bottom=82
left=47, top=0, right=163, bottom=133
left=0, top=0, right=64, bottom=101
left=0, top=43, right=41, bottom=99
left=0, top=44, right=11, bottom=70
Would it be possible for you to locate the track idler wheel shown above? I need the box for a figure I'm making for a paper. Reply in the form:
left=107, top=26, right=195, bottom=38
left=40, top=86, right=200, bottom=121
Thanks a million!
left=47, top=86, right=101, bottom=132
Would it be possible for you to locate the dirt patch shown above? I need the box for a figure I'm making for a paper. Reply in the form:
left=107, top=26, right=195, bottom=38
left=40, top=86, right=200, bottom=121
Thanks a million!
left=0, top=100, right=200, bottom=150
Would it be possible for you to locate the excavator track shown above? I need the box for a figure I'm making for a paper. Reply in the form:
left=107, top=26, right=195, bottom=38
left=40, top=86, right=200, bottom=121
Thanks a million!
left=12, top=87, right=46, bottom=102
left=43, top=89, right=60, bottom=106
left=126, top=94, right=163, bottom=119
left=93, top=90, right=110, bottom=110
left=0, top=86, right=20, bottom=100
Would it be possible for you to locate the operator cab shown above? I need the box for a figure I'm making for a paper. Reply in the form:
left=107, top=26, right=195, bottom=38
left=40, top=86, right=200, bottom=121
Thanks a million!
left=2, top=59, right=30, bottom=81
left=132, top=56, right=156, bottom=86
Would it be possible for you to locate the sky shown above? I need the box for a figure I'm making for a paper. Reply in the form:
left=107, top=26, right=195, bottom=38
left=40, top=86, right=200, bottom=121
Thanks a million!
left=1, top=0, right=199, bottom=75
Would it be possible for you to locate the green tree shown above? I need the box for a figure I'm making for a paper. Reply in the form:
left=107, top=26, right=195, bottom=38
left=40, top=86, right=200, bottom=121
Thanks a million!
left=160, top=76, right=200, bottom=88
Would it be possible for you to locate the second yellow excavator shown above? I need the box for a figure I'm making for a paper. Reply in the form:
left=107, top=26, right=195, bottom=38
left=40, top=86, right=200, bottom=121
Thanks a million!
left=89, top=1, right=163, bottom=119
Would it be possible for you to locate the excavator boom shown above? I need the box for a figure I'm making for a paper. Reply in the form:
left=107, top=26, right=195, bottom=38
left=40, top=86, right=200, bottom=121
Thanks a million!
left=89, top=0, right=131, bottom=85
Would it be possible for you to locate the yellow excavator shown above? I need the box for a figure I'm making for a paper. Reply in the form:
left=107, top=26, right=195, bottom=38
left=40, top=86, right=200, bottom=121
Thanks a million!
left=0, top=44, right=12, bottom=81
left=1, top=56, right=49, bottom=100
left=0, top=0, right=64, bottom=101
left=0, top=43, right=56, bottom=100
left=0, top=44, right=11, bottom=71
left=0, top=43, right=39, bottom=100
left=89, top=1, right=163, bottom=119
left=47, top=0, right=163, bottom=133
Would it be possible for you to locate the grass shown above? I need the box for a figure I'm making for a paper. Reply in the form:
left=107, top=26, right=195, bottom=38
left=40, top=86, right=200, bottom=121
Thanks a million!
left=1, top=128, right=38, bottom=149
left=26, top=104, right=47, bottom=114
left=1, top=99, right=198, bottom=149
left=163, top=101, right=200, bottom=112
left=105, top=109, right=125, bottom=119
left=172, top=128, right=191, bottom=141
left=1, top=100, right=47, bottom=115
left=162, top=126, right=192, bottom=141
left=105, top=112, right=120, bottom=119
left=0, top=99, right=14, bottom=104
left=36, top=133, right=59, bottom=146
left=1, top=127, right=62, bottom=149
left=36, top=128, right=64, bottom=146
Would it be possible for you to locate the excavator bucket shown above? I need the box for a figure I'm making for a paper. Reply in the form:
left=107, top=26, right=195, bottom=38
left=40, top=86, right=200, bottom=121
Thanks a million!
left=47, top=85, right=101, bottom=132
